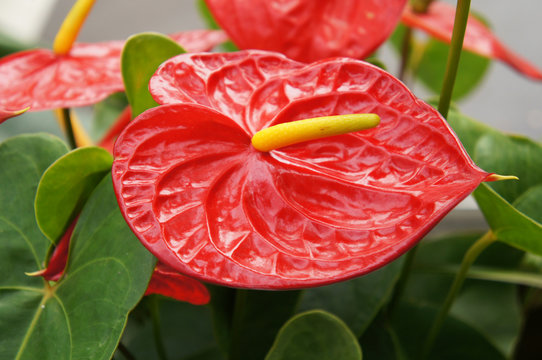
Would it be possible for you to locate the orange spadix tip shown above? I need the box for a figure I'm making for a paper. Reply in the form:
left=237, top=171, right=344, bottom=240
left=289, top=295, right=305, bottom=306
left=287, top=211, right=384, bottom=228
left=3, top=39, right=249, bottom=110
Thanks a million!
left=251, top=113, right=380, bottom=152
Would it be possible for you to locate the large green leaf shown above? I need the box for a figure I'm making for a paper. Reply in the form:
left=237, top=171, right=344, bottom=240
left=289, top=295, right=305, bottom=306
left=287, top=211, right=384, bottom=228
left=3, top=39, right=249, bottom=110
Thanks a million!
left=121, top=32, right=185, bottom=118
left=299, top=257, right=403, bottom=337
left=391, top=301, right=506, bottom=360
left=35, top=146, right=113, bottom=244
left=447, top=110, right=542, bottom=256
left=475, top=132, right=542, bottom=202
left=1, top=138, right=155, bottom=360
left=0, top=135, right=69, bottom=360
left=265, top=310, right=362, bottom=360
left=473, top=184, right=542, bottom=256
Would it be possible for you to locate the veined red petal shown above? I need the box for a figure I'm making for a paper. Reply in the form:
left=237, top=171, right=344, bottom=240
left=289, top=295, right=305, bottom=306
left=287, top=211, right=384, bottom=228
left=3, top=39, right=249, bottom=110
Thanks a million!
left=402, top=1, right=542, bottom=81
left=113, top=51, right=489, bottom=289
left=0, top=30, right=227, bottom=111
left=204, top=0, right=407, bottom=62
left=150, top=51, right=303, bottom=131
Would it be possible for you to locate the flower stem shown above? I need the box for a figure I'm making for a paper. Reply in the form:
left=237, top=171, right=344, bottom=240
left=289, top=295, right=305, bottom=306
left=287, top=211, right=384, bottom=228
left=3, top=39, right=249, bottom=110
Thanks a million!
left=437, top=0, right=471, bottom=118
left=61, top=108, right=77, bottom=149
left=387, top=244, right=419, bottom=316
left=398, top=26, right=413, bottom=82
left=411, top=0, right=435, bottom=13
left=149, top=295, right=169, bottom=360
left=421, top=230, right=496, bottom=359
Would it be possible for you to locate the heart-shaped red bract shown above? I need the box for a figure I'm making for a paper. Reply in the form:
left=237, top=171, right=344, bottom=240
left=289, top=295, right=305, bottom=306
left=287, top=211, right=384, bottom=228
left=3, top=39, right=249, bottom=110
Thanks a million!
left=0, top=30, right=227, bottom=112
left=112, top=50, right=489, bottom=289
left=204, top=0, right=407, bottom=62
left=402, top=1, right=542, bottom=81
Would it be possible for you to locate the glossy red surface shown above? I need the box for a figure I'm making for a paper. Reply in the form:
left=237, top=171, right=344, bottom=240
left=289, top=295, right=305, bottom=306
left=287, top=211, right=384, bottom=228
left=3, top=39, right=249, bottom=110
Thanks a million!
left=112, top=50, right=489, bottom=289
left=402, top=1, right=542, bottom=81
left=145, top=262, right=210, bottom=305
left=0, top=30, right=227, bottom=111
left=204, top=0, right=407, bottom=62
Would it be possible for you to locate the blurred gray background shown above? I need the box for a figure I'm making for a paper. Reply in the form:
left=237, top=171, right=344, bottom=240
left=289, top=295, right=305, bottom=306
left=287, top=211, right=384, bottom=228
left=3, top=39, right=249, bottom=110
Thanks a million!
left=1, top=0, right=541, bottom=139
left=1, top=0, right=541, bottom=233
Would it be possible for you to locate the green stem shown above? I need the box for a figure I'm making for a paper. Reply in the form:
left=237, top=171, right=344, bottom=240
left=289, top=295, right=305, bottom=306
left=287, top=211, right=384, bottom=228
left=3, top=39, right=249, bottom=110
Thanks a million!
left=117, top=342, right=137, bottom=360
left=387, top=244, right=420, bottom=316
left=61, top=108, right=77, bottom=149
left=421, top=231, right=496, bottom=359
left=437, top=0, right=471, bottom=118
left=411, top=0, right=435, bottom=13
left=149, top=295, right=168, bottom=360
left=398, top=26, right=413, bottom=82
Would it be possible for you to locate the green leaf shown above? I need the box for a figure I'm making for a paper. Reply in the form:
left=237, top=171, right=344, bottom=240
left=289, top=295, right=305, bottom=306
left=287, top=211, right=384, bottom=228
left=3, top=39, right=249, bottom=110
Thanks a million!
left=92, top=92, right=129, bottom=141
left=117, top=297, right=223, bottom=360
left=391, top=301, right=506, bottom=360
left=416, top=39, right=491, bottom=101
left=406, top=232, right=522, bottom=356
left=359, top=314, right=405, bottom=360
left=1, top=148, right=155, bottom=360
left=0, top=135, right=68, bottom=360
left=299, top=257, right=404, bottom=337
left=446, top=109, right=497, bottom=156
left=475, top=132, right=542, bottom=203
left=265, top=310, right=362, bottom=360
left=121, top=32, right=185, bottom=118
left=473, top=184, right=542, bottom=256
left=35, top=146, right=113, bottom=244
left=447, top=110, right=542, bottom=257
left=229, top=290, right=301, bottom=360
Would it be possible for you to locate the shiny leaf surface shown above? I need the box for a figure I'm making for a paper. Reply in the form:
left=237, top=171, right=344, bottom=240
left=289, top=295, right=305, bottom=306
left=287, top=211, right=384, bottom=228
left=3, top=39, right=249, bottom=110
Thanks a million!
left=35, top=146, right=113, bottom=244
left=391, top=301, right=506, bottom=360
left=265, top=310, right=362, bottom=360
left=0, top=135, right=155, bottom=359
left=402, top=1, right=542, bottom=80
left=122, top=33, right=185, bottom=118
left=113, top=50, right=489, bottom=289
left=299, top=257, right=403, bottom=336
left=448, top=110, right=542, bottom=256
left=204, top=0, right=407, bottom=62
left=0, top=30, right=227, bottom=111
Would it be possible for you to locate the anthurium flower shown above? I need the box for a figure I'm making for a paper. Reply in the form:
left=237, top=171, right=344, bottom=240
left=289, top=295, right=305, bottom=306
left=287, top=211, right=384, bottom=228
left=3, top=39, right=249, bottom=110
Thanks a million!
left=0, top=30, right=227, bottom=114
left=204, top=0, right=407, bottom=62
left=402, top=1, right=542, bottom=80
left=112, top=50, right=494, bottom=289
